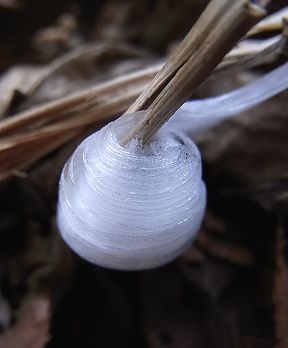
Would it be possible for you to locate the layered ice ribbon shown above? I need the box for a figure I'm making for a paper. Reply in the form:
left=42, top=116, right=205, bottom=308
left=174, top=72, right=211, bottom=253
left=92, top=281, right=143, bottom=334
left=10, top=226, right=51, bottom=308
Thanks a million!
left=57, top=62, right=288, bottom=270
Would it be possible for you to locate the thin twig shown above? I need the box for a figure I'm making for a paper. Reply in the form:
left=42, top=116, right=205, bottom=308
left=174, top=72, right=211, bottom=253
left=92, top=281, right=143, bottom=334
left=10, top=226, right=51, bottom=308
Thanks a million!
left=121, top=0, right=267, bottom=146
left=217, top=34, right=286, bottom=73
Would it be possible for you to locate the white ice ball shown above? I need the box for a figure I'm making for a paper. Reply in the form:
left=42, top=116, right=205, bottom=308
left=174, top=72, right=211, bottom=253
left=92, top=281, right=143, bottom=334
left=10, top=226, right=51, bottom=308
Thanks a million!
left=57, top=111, right=206, bottom=270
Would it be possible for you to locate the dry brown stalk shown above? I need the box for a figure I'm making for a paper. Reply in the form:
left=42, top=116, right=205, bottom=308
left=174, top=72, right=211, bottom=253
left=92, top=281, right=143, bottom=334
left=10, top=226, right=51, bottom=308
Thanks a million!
left=218, top=34, right=284, bottom=72
left=0, top=84, right=144, bottom=181
left=122, top=0, right=267, bottom=146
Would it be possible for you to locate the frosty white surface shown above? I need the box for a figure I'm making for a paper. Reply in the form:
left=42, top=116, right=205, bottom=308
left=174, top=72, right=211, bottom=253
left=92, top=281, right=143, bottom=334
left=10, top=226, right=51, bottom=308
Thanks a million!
left=57, top=112, right=206, bottom=270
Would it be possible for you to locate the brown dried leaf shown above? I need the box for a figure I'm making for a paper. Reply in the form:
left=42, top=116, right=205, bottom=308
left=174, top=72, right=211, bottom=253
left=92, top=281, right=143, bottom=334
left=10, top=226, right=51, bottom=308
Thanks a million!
left=0, top=126, right=80, bottom=181
left=0, top=64, right=158, bottom=137
left=0, top=297, right=51, bottom=348
left=0, top=81, right=146, bottom=181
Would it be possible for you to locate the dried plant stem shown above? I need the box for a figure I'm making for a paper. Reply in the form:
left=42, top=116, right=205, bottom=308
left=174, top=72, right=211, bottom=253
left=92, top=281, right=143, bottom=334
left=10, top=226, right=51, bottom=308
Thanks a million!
left=0, top=85, right=144, bottom=181
left=217, top=34, right=286, bottom=73
left=122, top=0, right=267, bottom=146
left=0, top=65, right=159, bottom=137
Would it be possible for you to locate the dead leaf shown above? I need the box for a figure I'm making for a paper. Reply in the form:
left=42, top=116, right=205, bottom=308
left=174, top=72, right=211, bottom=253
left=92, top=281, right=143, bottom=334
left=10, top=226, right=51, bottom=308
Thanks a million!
left=0, top=80, right=146, bottom=181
